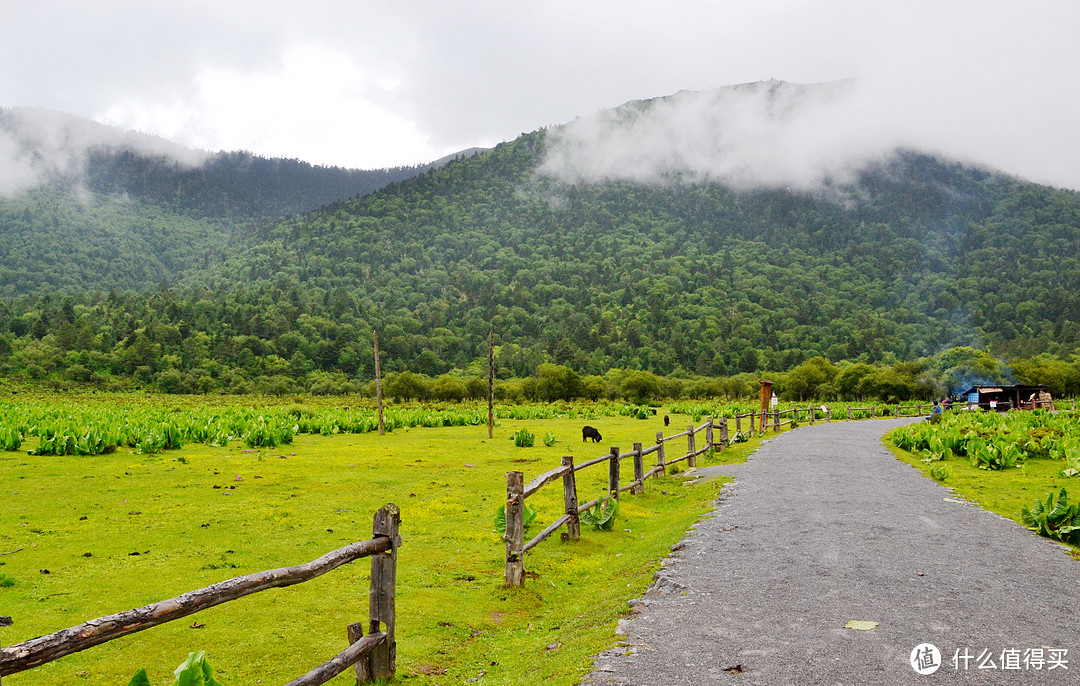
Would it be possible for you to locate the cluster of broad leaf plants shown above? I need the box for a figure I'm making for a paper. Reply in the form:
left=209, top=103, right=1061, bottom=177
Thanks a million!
left=888, top=409, right=1080, bottom=471
left=0, top=397, right=664, bottom=457
left=1022, top=488, right=1080, bottom=545
left=666, top=400, right=922, bottom=423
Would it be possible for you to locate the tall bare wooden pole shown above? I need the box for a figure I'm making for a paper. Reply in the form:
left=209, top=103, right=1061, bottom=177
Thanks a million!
left=374, top=330, right=385, bottom=435
left=488, top=329, right=494, bottom=439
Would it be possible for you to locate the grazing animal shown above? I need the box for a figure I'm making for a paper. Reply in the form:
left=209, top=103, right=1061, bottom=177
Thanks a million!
left=582, top=425, right=602, bottom=442
left=664, top=414, right=670, bottom=427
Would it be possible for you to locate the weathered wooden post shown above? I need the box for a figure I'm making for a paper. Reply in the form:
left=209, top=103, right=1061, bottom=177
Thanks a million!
left=748, top=410, right=755, bottom=437
left=487, top=329, right=494, bottom=439
left=632, top=443, right=644, bottom=494
left=373, top=330, right=385, bottom=435
left=504, top=472, right=524, bottom=587
left=759, top=379, right=774, bottom=433
left=364, top=503, right=400, bottom=682
left=686, top=425, right=696, bottom=468
left=705, top=418, right=714, bottom=452
left=808, top=407, right=814, bottom=425
left=871, top=405, right=876, bottom=419
left=772, top=408, right=779, bottom=432
left=655, top=431, right=666, bottom=476
left=847, top=406, right=852, bottom=421
left=561, top=456, right=580, bottom=542
left=735, top=413, right=741, bottom=436
left=608, top=447, right=620, bottom=499
left=895, top=404, right=900, bottom=418
left=826, top=406, right=832, bottom=423
left=718, top=418, right=729, bottom=449
left=0, top=616, right=11, bottom=686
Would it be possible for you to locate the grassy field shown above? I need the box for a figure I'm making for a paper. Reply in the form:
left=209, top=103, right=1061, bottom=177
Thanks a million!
left=0, top=402, right=754, bottom=685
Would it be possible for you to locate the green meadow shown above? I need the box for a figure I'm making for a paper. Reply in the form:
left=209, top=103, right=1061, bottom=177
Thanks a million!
left=0, top=400, right=752, bottom=685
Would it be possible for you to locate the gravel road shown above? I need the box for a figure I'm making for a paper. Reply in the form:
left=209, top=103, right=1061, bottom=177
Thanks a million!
left=583, top=418, right=1079, bottom=685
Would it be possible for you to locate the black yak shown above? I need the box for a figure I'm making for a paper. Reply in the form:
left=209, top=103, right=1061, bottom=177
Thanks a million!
left=582, top=425, right=602, bottom=442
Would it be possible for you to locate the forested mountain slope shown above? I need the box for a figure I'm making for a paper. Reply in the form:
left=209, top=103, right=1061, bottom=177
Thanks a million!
left=0, top=107, right=428, bottom=295
left=189, top=129, right=1080, bottom=376
left=1, top=91, right=1078, bottom=393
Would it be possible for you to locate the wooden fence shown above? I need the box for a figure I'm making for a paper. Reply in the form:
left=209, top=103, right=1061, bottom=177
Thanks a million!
left=503, top=404, right=939, bottom=585
left=0, top=504, right=401, bottom=686
left=504, top=419, right=721, bottom=586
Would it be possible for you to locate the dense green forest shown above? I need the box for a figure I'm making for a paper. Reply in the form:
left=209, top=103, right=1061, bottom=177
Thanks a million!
left=1, top=106, right=1079, bottom=400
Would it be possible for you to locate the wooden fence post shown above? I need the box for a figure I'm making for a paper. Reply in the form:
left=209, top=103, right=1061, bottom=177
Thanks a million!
left=655, top=431, right=666, bottom=476
left=735, top=413, right=741, bottom=436
left=487, top=329, right=494, bottom=439
left=504, top=472, right=524, bottom=587
left=827, top=407, right=832, bottom=423
left=0, top=616, right=11, bottom=686
left=608, top=447, right=620, bottom=499
left=686, top=425, right=696, bottom=468
left=719, top=418, right=728, bottom=449
left=809, top=407, right=814, bottom=425
left=748, top=411, right=755, bottom=437
left=847, top=406, right=852, bottom=421
left=772, top=409, right=779, bottom=432
left=561, top=456, right=580, bottom=542
left=871, top=405, right=876, bottom=419
left=373, top=331, right=385, bottom=436
left=895, top=404, right=900, bottom=418
left=632, top=443, right=644, bottom=495
left=366, top=504, right=400, bottom=682
left=705, top=418, right=714, bottom=452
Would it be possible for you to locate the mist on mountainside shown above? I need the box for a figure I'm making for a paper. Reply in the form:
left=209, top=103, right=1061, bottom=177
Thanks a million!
left=0, top=107, right=435, bottom=215
left=0, top=107, right=208, bottom=196
left=538, top=79, right=995, bottom=193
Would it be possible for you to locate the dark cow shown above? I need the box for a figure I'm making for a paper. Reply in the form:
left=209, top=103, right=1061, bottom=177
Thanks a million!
left=582, top=425, right=602, bottom=442
left=664, top=414, right=670, bottom=427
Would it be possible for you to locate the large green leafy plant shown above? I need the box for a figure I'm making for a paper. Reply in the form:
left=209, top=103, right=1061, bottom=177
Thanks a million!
left=579, top=492, right=619, bottom=531
left=494, top=502, right=538, bottom=535
left=128, top=651, right=222, bottom=686
left=1021, top=488, right=1080, bottom=544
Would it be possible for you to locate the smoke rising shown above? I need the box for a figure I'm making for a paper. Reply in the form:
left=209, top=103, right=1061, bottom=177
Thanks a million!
left=0, top=107, right=208, bottom=197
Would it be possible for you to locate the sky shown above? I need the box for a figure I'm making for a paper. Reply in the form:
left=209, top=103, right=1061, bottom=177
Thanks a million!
left=2, top=0, right=1079, bottom=190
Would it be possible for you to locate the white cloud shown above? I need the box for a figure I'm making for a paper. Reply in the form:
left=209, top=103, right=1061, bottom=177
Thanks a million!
left=96, top=45, right=436, bottom=169
left=0, top=1, right=1077, bottom=187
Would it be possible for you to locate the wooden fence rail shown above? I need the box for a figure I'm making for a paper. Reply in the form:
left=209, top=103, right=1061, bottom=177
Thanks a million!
left=0, top=504, right=401, bottom=686
left=504, top=403, right=938, bottom=585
